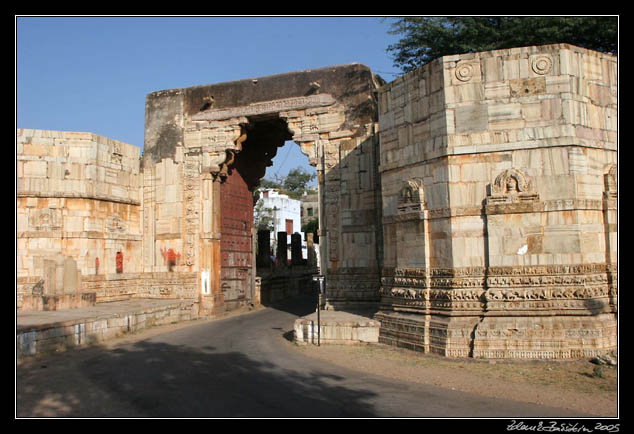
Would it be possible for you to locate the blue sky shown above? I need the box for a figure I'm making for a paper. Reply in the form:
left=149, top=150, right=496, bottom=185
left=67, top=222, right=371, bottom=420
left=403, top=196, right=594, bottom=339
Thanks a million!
left=16, top=16, right=402, bottom=182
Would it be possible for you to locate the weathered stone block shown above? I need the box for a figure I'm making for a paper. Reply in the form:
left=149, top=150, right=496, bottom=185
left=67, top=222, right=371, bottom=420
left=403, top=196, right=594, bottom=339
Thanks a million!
left=455, top=104, right=488, bottom=134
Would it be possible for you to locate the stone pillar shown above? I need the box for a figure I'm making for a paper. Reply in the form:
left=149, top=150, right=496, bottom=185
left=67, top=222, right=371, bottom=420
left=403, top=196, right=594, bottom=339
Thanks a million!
left=291, top=232, right=302, bottom=265
left=42, top=259, right=57, bottom=295
left=307, top=232, right=316, bottom=268
left=62, top=257, right=79, bottom=294
left=277, top=232, right=288, bottom=268
left=257, top=230, right=271, bottom=268
left=199, top=172, right=224, bottom=314
left=603, top=164, right=618, bottom=310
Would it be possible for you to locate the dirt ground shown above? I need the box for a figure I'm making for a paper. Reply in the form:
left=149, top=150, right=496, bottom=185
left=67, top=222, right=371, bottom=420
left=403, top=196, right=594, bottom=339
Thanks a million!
left=295, top=342, right=618, bottom=418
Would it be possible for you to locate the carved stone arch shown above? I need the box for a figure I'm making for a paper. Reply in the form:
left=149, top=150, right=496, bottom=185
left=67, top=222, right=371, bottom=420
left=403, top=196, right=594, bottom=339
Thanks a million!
left=144, top=63, right=383, bottom=312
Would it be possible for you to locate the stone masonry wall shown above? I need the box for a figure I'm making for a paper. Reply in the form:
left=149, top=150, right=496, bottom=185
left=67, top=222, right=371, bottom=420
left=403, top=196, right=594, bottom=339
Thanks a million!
left=16, top=129, right=198, bottom=309
left=376, top=44, right=617, bottom=359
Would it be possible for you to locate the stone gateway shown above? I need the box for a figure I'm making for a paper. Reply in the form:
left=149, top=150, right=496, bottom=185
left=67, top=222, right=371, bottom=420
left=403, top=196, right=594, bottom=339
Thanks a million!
left=17, top=44, right=617, bottom=359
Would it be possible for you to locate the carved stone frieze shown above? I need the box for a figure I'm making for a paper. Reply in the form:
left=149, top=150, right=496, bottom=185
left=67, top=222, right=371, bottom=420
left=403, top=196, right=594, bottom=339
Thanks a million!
left=379, top=264, right=615, bottom=315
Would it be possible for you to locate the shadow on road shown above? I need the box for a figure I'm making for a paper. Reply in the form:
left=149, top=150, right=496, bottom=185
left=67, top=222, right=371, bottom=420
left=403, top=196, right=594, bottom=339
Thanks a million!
left=17, top=335, right=380, bottom=418
left=263, top=293, right=319, bottom=318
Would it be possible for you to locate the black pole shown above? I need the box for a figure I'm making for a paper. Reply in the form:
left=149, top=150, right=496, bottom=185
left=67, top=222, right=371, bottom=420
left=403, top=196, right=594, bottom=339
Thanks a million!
left=317, top=294, right=320, bottom=346
left=312, top=274, right=324, bottom=347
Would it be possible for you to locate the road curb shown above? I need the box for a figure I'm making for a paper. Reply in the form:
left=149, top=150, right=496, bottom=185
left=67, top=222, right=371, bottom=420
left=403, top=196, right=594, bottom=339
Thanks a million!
left=16, top=299, right=197, bottom=358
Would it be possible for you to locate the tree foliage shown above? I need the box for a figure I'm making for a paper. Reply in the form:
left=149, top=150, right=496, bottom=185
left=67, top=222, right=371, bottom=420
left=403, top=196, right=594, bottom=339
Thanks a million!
left=254, top=199, right=275, bottom=232
left=257, top=167, right=317, bottom=200
left=386, top=16, right=618, bottom=73
left=301, top=218, right=319, bottom=235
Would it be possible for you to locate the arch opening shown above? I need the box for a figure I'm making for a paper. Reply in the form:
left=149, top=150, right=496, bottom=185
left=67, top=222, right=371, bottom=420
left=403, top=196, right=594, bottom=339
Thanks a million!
left=220, top=115, right=320, bottom=309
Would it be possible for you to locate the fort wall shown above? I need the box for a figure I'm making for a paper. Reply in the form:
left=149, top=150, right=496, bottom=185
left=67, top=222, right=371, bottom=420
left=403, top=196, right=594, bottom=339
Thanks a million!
left=16, top=44, right=618, bottom=359
left=376, top=44, right=617, bottom=358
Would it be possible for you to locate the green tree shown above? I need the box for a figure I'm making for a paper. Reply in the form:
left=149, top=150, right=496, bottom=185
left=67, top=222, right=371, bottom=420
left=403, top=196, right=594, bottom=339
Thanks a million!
left=256, top=167, right=317, bottom=201
left=301, top=218, right=319, bottom=235
left=386, top=16, right=618, bottom=73
left=281, top=167, right=317, bottom=200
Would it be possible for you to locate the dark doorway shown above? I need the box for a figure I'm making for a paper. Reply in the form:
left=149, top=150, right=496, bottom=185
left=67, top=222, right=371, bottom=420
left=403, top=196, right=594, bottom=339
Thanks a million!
left=219, top=116, right=292, bottom=307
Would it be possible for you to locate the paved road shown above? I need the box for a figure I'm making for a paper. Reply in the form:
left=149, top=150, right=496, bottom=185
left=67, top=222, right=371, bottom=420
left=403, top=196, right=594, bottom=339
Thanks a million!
left=16, top=295, right=588, bottom=418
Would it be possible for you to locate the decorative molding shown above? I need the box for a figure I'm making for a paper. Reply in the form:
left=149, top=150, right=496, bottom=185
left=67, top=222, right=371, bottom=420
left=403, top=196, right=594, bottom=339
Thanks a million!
left=192, top=94, right=336, bottom=121
left=17, top=191, right=140, bottom=206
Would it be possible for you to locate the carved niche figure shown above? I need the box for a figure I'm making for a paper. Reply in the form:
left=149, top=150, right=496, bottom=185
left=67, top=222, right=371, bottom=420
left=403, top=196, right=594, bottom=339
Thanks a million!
left=397, top=178, right=425, bottom=214
left=486, top=169, right=539, bottom=205
left=604, top=164, right=617, bottom=199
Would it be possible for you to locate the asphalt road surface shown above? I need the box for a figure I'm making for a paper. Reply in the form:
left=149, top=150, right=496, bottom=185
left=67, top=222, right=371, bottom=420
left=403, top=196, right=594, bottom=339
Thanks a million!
left=16, top=295, right=589, bottom=418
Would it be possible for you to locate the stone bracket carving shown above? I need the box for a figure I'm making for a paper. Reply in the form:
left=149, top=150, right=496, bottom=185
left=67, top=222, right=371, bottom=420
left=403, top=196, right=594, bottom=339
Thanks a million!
left=206, top=150, right=234, bottom=180
left=201, top=127, right=246, bottom=179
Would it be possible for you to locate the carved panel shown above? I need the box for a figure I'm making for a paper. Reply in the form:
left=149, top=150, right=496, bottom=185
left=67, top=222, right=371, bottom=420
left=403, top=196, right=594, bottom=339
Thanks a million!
left=183, top=159, right=200, bottom=266
left=111, top=141, right=123, bottom=164
left=326, top=203, right=340, bottom=262
left=30, top=209, right=61, bottom=231
left=106, top=214, right=126, bottom=233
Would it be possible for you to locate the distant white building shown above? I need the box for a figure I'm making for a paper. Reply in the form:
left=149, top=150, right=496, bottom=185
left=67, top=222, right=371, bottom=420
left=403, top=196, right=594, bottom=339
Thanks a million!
left=255, top=189, right=303, bottom=259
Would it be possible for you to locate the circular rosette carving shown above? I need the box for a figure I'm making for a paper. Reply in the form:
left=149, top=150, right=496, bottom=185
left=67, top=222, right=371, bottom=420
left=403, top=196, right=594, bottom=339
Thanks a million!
left=455, top=62, right=475, bottom=82
left=530, top=54, right=553, bottom=75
